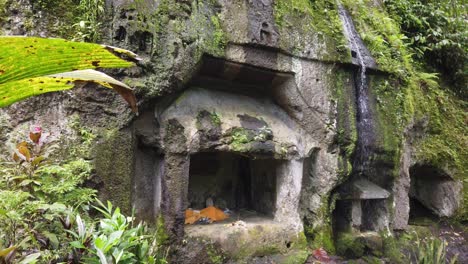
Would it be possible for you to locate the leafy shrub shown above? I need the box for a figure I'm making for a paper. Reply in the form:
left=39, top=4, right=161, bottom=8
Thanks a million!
left=0, top=126, right=96, bottom=262
left=385, top=0, right=467, bottom=98
left=73, top=0, right=105, bottom=42
left=69, top=200, right=168, bottom=264
left=0, top=127, right=166, bottom=263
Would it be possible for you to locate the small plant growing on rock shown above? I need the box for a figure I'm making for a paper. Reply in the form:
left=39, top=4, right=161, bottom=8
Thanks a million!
left=410, top=233, right=458, bottom=264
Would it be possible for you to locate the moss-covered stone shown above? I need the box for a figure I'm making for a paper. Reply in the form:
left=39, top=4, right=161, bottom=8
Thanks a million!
left=273, top=0, right=348, bottom=61
left=156, top=214, right=170, bottom=246
left=331, top=68, right=357, bottom=182
left=304, top=223, right=335, bottom=254
left=229, top=127, right=252, bottom=152
left=282, top=249, right=310, bottom=264
left=336, top=233, right=365, bottom=258
left=93, top=128, right=134, bottom=214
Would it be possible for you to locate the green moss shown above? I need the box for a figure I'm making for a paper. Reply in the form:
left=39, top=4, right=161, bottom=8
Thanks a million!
left=156, top=214, right=169, bottom=245
left=229, top=127, right=251, bottom=152
left=93, top=129, right=134, bottom=214
left=335, top=233, right=365, bottom=258
left=132, top=0, right=226, bottom=97
left=283, top=249, right=309, bottom=264
left=210, top=112, right=221, bottom=126
left=273, top=0, right=348, bottom=61
left=303, top=195, right=336, bottom=254
left=208, top=14, right=227, bottom=55
left=206, top=243, right=224, bottom=264
left=331, top=68, right=356, bottom=181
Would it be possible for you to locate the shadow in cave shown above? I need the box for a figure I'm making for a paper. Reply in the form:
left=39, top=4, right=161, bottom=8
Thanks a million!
left=409, top=198, right=440, bottom=225
left=187, top=152, right=277, bottom=218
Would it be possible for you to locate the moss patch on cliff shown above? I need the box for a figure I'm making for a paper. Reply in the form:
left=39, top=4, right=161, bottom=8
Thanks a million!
left=341, top=0, right=411, bottom=75
left=330, top=68, right=356, bottom=181
left=273, top=0, right=348, bottom=61
left=94, top=128, right=134, bottom=214
left=303, top=194, right=337, bottom=254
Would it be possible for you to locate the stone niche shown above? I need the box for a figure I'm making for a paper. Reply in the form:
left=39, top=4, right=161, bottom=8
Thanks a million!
left=409, top=164, right=462, bottom=220
left=333, top=178, right=390, bottom=233
left=132, top=55, right=325, bottom=257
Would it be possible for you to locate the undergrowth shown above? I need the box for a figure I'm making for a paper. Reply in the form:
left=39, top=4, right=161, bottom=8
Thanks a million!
left=0, top=126, right=167, bottom=263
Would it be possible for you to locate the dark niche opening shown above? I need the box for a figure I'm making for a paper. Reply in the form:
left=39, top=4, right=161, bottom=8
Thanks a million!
left=409, top=164, right=459, bottom=221
left=409, top=197, right=439, bottom=225
left=188, top=152, right=276, bottom=217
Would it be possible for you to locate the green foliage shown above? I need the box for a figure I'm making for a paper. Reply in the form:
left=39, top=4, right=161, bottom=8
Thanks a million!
left=0, top=128, right=95, bottom=263
left=27, top=0, right=105, bottom=41
left=0, top=127, right=167, bottom=263
left=274, top=0, right=347, bottom=59
left=380, top=232, right=406, bottom=264
left=385, top=0, right=467, bottom=98
left=68, top=200, right=168, bottom=263
left=342, top=0, right=412, bottom=75
left=73, top=0, right=105, bottom=42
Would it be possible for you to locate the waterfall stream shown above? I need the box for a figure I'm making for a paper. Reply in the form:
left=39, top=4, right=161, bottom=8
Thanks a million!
left=338, top=5, right=375, bottom=177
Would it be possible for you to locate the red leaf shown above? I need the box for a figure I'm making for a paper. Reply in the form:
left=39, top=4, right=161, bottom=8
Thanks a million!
left=312, top=247, right=330, bottom=262
left=29, top=125, right=42, bottom=144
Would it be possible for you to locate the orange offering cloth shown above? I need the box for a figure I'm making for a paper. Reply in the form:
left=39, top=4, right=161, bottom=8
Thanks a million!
left=184, top=206, right=228, bottom=225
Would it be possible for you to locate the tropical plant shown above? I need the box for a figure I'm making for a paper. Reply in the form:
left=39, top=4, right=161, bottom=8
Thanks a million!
left=385, top=0, right=467, bottom=98
left=0, top=126, right=95, bottom=263
left=0, top=126, right=168, bottom=263
left=410, top=233, right=458, bottom=264
left=0, top=36, right=139, bottom=112
left=68, top=200, right=168, bottom=264
left=73, top=0, right=105, bottom=42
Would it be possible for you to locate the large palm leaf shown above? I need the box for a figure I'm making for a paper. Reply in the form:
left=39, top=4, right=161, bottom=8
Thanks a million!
left=0, top=36, right=140, bottom=113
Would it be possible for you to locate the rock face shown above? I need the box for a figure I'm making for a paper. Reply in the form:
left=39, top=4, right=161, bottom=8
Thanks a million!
left=409, top=164, right=462, bottom=217
left=0, top=0, right=464, bottom=262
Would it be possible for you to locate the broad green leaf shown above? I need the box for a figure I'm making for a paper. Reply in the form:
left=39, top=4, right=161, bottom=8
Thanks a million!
left=42, top=232, right=59, bottom=249
left=113, top=249, right=124, bottom=263
left=0, top=69, right=138, bottom=112
left=0, top=36, right=138, bottom=84
left=107, top=230, right=124, bottom=247
left=70, top=241, right=85, bottom=249
left=0, top=37, right=140, bottom=112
